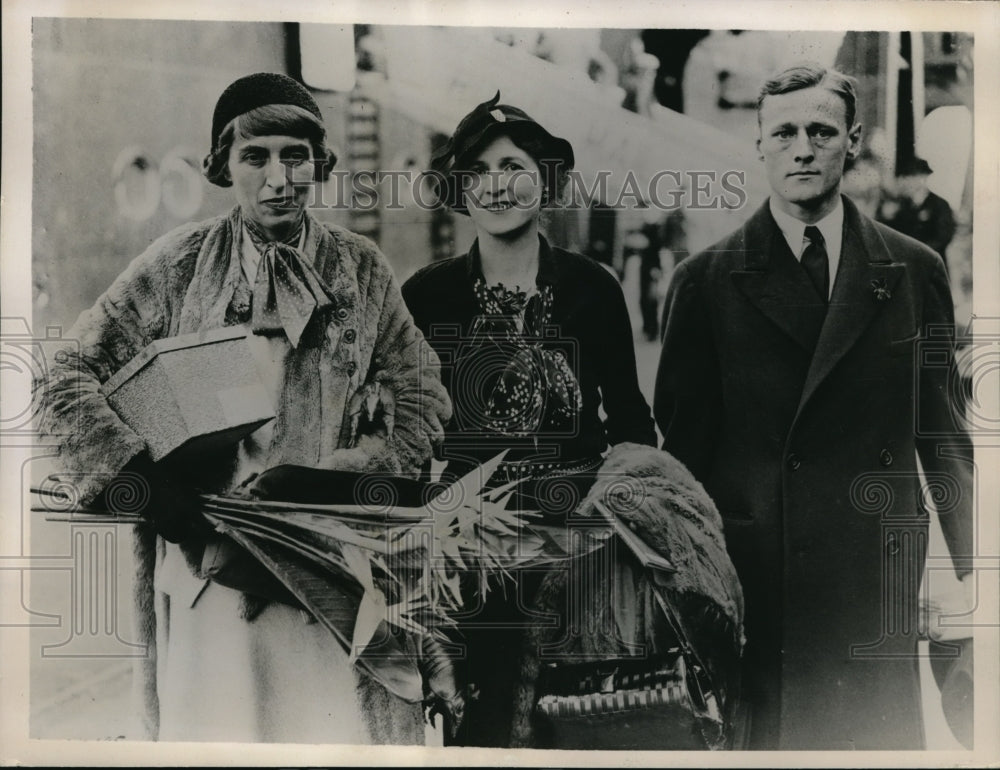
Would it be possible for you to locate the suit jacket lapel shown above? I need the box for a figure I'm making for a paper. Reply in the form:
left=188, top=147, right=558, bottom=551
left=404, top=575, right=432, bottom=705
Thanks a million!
left=731, top=202, right=827, bottom=353
left=795, top=196, right=906, bottom=413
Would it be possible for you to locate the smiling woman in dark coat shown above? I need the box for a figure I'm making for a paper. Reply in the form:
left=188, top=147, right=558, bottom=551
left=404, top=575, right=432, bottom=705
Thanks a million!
left=402, top=93, right=656, bottom=746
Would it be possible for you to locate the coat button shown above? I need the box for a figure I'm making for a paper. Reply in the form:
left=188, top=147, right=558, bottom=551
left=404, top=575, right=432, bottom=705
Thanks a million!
left=346, top=361, right=358, bottom=376
left=343, top=329, right=356, bottom=343
left=787, top=453, right=801, bottom=471
left=879, top=449, right=893, bottom=466
left=335, top=308, right=349, bottom=321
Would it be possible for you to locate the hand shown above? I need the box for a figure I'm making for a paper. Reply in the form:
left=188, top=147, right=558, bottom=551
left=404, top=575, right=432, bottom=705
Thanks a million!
left=103, top=452, right=210, bottom=543
left=920, top=573, right=975, bottom=642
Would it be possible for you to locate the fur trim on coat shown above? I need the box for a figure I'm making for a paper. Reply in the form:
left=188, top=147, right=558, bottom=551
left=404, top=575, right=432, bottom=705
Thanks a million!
left=509, top=442, right=744, bottom=747
left=37, top=208, right=451, bottom=742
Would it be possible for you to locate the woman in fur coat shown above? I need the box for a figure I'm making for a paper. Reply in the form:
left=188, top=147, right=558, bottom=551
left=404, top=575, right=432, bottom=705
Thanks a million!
left=36, top=72, right=450, bottom=744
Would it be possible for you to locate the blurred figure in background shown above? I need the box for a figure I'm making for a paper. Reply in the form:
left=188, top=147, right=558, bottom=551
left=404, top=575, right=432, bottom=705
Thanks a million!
left=640, top=29, right=711, bottom=114
left=656, top=208, right=690, bottom=331
left=624, top=206, right=690, bottom=342
left=623, top=206, right=665, bottom=341
left=534, top=28, right=619, bottom=89
left=620, top=37, right=663, bottom=116
left=877, top=156, right=956, bottom=268
left=585, top=202, right=619, bottom=276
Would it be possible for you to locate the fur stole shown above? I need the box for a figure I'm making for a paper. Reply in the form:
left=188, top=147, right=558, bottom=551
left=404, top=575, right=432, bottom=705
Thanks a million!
left=509, top=442, right=744, bottom=747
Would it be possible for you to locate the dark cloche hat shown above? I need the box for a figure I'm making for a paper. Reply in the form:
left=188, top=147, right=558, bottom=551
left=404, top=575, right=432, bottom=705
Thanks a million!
left=211, top=72, right=324, bottom=151
left=431, top=92, right=575, bottom=213
left=896, top=156, right=933, bottom=177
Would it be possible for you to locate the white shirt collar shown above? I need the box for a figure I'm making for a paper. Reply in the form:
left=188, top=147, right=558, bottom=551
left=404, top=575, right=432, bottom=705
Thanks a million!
left=769, top=196, right=844, bottom=299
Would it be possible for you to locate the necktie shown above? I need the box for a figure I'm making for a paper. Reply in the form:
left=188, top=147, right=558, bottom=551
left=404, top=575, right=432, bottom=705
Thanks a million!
left=801, top=225, right=830, bottom=302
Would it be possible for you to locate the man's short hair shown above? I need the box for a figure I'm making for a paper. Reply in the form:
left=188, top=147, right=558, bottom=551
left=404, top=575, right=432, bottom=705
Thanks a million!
left=757, top=63, right=859, bottom=129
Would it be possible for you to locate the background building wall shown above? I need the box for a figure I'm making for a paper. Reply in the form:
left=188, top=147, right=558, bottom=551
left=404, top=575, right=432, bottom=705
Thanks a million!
left=33, top=18, right=291, bottom=329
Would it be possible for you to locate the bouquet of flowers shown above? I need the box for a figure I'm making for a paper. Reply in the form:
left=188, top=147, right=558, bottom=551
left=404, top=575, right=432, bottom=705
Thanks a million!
left=199, top=452, right=599, bottom=639
left=34, top=451, right=608, bottom=729
left=35, top=445, right=745, bottom=746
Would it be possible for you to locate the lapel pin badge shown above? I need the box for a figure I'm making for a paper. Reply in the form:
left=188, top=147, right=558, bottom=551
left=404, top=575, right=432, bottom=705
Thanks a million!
left=871, top=279, right=891, bottom=302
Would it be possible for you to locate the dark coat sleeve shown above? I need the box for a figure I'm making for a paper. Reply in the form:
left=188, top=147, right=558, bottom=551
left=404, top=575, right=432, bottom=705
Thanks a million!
left=593, top=267, right=657, bottom=447
left=925, top=194, right=956, bottom=260
left=653, top=257, right=723, bottom=482
left=400, top=259, right=456, bottom=342
left=400, top=261, right=459, bottom=469
left=914, top=251, right=974, bottom=578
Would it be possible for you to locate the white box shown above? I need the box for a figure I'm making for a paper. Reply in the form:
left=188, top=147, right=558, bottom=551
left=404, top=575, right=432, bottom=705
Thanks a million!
left=100, top=327, right=275, bottom=460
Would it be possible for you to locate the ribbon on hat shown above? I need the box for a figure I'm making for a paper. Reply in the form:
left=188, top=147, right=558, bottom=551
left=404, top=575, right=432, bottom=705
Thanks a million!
left=242, top=213, right=336, bottom=347
left=430, top=91, right=503, bottom=174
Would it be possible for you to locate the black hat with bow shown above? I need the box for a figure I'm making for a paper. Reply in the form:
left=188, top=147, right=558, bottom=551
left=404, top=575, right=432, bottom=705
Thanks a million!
left=430, top=92, right=575, bottom=214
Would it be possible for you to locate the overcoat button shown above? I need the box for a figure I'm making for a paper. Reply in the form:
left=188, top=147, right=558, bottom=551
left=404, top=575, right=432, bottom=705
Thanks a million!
left=347, top=361, right=358, bottom=376
left=879, top=449, right=893, bottom=466
left=787, top=454, right=801, bottom=471
left=335, top=308, right=349, bottom=321
left=343, top=329, right=357, bottom=343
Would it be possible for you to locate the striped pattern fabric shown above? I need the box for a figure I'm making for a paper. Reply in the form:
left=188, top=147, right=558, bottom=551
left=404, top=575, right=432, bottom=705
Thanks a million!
left=537, top=659, right=690, bottom=718
left=538, top=680, right=688, bottom=718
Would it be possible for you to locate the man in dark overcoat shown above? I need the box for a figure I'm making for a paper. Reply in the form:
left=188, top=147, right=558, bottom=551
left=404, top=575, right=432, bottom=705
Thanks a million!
left=654, top=64, right=974, bottom=750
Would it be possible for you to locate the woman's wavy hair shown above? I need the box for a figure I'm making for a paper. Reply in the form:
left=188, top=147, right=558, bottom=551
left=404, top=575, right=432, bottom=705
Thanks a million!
left=202, top=103, right=338, bottom=187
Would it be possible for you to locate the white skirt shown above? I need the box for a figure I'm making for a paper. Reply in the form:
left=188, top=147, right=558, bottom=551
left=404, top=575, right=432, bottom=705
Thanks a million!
left=152, top=543, right=424, bottom=744
left=147, top=328, right=423, bottom=744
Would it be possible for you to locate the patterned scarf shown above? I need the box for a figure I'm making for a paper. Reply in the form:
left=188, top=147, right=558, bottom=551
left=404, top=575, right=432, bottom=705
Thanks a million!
left=242, top=212, right=337, bottom=348
left=472, top=277, right=583, bottom=436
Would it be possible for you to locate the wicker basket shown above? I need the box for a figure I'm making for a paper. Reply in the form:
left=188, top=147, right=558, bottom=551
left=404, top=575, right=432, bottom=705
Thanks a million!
left=535, top=651, right=719, bottom=750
